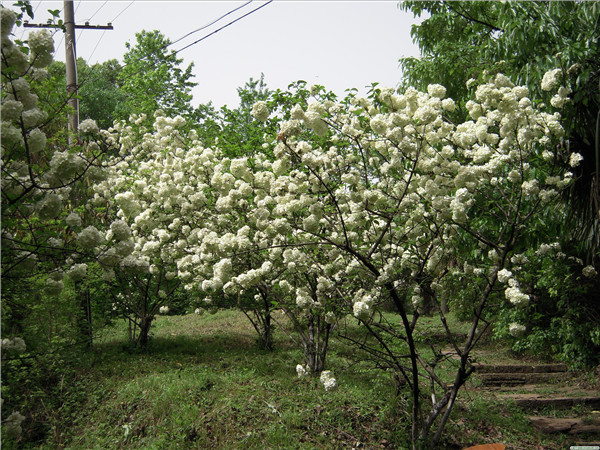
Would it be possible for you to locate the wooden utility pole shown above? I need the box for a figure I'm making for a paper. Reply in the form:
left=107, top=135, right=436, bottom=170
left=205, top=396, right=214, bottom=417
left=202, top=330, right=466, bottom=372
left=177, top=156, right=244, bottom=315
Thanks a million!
left=24, top=1, right=113, bottom=141
left=64, top=0, right=78, bottom=136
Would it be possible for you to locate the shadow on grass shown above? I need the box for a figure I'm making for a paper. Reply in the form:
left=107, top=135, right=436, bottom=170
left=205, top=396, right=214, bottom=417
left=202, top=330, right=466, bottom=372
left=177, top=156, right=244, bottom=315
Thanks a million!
left=89, top=329, right=304, bottom=382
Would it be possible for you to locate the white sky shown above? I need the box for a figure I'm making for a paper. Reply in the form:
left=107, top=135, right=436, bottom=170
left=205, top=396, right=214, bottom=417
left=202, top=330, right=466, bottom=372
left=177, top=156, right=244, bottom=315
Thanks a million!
left=9, top=1, right=424, bottom=108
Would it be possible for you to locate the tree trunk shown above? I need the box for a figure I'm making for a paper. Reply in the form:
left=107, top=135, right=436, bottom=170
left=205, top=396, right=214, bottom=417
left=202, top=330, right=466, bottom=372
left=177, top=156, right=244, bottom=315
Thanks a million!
left=137, top=315, right=153, bottom=348
left=77, top=286, right=93, bottom=347
left=420, top=282, right=436, bottom=316
left=261, top=310, right=273, bottom=350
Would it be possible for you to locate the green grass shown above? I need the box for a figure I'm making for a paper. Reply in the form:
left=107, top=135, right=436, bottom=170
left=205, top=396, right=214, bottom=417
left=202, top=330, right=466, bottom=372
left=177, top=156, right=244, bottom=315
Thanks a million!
left=5, top=310, right=591, bottom=449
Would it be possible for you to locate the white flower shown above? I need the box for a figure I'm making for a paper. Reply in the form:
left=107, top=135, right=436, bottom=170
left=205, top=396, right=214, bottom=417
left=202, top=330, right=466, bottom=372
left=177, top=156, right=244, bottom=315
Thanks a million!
left=1, top=100, right=23, bottom=121
left=68, top=263, right=88, bottom=281
left=194, top=307, right=204, bottom=315
left=505, top=286, right=529, bottom=306
left=79, top=119, right=99, bottom=135
left=37, top=193, right=63, bottom=220
left=296, top=364, right=309, bottom=379
left=28, top=128, right=47, bottom=154
left=497, top=269, right=513, bottom=283
left=550, top=94, right=567, bottom=109
left=110, top=220, right=132, bottom=241
left=320, top=370, right=336, bottom=391
left=324, top=311, right=336, bottom=325
left=77, top=226, right=103, bottom=249
left=28, top=30, right=54, bottom=67
left=509, top=323, right=526, bottom=338
left=353, top=301, right=371, bottom=320
left=251, top=101, right=269, bottom=122
left=427, top=84, right=446, bottom=99
left=521, top=179, right=539, bottom=196
left=1, top=8, right=18, bottom=36
left=569, top=152, right=583, bottom=168
left=3, top=411, right=26, bottom=438
left=1, top=337, right=26, bottom=353
left=45, top=278, right=64, bottom=295
left=159, top=305, right=170, bottom=314
left=541, top=69, right=561, bottom=91
left=582, top=265, right=597, bottom=278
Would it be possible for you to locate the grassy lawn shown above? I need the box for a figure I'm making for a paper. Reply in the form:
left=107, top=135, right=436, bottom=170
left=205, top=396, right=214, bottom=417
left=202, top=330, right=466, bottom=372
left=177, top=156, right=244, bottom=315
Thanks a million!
left=17, top=310, right=584, bottom=449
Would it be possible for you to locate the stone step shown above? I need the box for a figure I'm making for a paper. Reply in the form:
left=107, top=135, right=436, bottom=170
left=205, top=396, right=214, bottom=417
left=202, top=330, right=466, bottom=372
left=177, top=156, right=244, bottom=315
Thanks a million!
left=482, top=384, right=592, bottom=395
left=474, top=363, right=568, bottom=374
left=501, top=394, right=600, bottom=409
left=528, top=416, right=600, bottom=434
left=476, top=371, right=571, bottom=386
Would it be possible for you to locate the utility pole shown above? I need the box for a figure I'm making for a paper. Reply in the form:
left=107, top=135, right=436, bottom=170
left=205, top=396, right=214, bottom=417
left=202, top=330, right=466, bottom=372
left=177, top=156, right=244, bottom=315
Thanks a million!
left=64, top=0, right=78, bottom=137
left=24, top=1, right=113, bottom=142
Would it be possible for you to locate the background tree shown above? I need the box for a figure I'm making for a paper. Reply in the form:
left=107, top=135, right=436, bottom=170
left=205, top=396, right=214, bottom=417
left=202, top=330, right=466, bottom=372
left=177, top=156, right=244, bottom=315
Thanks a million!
left=117, top=30, right=197, bottom=120
left=47, top=58, right=125, bottom=130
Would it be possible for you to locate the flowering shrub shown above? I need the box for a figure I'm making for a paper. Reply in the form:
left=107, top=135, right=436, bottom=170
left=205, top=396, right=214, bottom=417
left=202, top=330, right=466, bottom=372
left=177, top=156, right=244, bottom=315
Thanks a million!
left=90, top=65, right=581, bottom=445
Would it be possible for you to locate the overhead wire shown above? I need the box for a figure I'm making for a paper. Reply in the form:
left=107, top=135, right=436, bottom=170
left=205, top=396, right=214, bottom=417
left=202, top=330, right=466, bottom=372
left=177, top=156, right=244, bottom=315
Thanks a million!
left=19, top=0, right=43, bottom=39
left=117, top=0, right=255, bottom=67
left=86, top=0, right=134, bottom=64
left=86, top=0, right=108, bottom=22
left=43, top=0, right=273, bottom=118
left=169, top=0, right=253, bottom=47
left=110, top=1, right=135, bottom=23
left=171, top=0, right=273, bottom=56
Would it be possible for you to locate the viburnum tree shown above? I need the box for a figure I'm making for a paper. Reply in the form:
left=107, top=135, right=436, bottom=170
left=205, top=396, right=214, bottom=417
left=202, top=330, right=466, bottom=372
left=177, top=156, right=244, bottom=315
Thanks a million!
left=1, top=3, right=117, bottom=437
left=248, top=75, right=577, bottom=446
left=93, top=63, right=583, bottom=445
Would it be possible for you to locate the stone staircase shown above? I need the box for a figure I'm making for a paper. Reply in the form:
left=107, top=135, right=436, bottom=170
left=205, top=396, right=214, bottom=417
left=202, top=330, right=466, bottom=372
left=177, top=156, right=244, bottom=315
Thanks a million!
left=473, top=361, right=600, bottom=445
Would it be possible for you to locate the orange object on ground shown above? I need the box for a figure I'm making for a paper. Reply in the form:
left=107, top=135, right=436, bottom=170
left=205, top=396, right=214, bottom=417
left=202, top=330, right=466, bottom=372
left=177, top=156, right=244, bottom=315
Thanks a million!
left=463, top=444, right=506, bottom=450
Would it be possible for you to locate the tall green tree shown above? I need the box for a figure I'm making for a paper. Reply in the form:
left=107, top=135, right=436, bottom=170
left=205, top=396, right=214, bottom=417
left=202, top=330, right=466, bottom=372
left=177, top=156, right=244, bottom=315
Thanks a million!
left=117, top=30, right=197, bottom=120
left=47, top=58, right=125, bottom=130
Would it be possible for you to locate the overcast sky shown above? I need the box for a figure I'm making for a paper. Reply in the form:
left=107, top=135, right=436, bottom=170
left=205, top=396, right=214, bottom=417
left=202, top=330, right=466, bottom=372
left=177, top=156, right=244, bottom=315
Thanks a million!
left=10, top=1, right=424, bottom=108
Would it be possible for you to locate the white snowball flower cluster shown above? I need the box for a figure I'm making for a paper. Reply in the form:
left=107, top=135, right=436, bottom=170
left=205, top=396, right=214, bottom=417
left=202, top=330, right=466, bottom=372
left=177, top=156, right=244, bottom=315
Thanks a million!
left=320, top=370, right=336, bottom=391
left=582, top=265, right=597, bottom=278
left=79, top=118, right=99, bottom=135
left=497, top=269, right=513, bottom=283
left=568, top=152, right=583, bottom=168
left=541, top=69, right=562, bottom=91
left=3, top=411, right=26, bottom=438
left=1, top=337, right=26, bottom=353
left=505, top=280, right=529, bottom=306
left=77, top=226, right=104, bottom=249
left=353, top=294, right=374, bottom=320
left=509, top=323, right=526, bottom=338
left=67, top=263, right=88, bottom=281
left=1, top=8, right=17, bottom=36
left=159, top=305, right=170, bottom=314
left=27, top=29, right=54, bottom=67
left=66, top=212, right=82, bottom=228
left=296, top=364, right=309, bottom=379
left=251, top=101, right=270, bottom=122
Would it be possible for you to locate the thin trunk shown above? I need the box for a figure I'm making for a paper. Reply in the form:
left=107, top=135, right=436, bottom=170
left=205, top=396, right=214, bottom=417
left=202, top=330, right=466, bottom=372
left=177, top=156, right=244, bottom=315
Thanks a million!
left=137, top=316, right=153, bottom=348
left=77, top=285, right=93, bottom=348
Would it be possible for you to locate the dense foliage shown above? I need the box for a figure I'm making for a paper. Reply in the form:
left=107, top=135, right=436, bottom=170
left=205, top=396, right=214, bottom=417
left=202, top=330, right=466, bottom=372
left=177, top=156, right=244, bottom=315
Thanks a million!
left=399, top=0, right=600, bottom=367
left=2, top=2, right=599, bottom=448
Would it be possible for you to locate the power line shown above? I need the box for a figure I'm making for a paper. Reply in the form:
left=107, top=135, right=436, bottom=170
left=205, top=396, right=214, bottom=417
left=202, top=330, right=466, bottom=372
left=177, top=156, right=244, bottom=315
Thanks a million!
left=110, top=1, right=135, bottom=23
left=88, top=30, right=107, bottom=63
left=172, top=0, right=273, bottom=56
left=169, top=0, right=253, bottom=47
left=86, top=0, right=108, bottom=22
